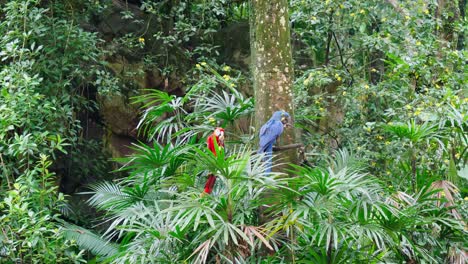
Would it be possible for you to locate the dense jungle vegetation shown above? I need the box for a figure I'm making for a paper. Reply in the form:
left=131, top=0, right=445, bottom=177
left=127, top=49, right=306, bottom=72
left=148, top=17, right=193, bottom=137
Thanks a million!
left=0, top=0, right=467, bottom=263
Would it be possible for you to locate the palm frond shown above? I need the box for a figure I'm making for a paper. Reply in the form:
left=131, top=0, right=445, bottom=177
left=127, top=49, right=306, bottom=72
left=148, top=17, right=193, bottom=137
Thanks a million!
left=62, top=224, right=118, bottom=257
left=117, top=141, right=189, bottom=180
left=439, top=105, right=467, bottom=131
left=327, top=148, right=364, bottom=173
left=172, top=124, right=213, bottom=144
left=132, top=89, right=189, bottom=142
left=188, top=239, right=212, bottom=264
left=430, top=180, right=462, bottom=219
left=85, top=181, right=132, bottom=213
left=243, top=226, right=273, bottom=251
left=384, top=119, right=438, bottom=144
left=195, top=90, right=253, bottom=126
left=147, top=116, right=184, bottom=142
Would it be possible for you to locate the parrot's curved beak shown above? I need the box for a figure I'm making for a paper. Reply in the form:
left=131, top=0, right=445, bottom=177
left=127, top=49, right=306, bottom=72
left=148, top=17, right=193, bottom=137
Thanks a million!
left=281, top=116, right=292, bottom=128
left=218, top=132, right=225, bottom=145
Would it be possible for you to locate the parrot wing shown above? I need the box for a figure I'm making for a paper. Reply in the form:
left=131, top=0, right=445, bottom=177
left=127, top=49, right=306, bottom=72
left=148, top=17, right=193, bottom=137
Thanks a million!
left=207, top=134, right=215, bottom=154
left=259, top=120, right=270, bottom=137
left=258, top=120, right=284, bottom=153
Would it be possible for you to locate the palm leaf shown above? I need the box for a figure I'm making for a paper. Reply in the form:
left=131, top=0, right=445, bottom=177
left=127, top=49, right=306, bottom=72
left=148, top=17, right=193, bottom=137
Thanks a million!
left=195, top=90, right=253, bottom=126
left=384, top=119, right=437, bottom=144
left=116, top=141, right=189, bottom=180
left=85, top=181, right=133, bottom=213
left=62, top=224, right=118, bottom=257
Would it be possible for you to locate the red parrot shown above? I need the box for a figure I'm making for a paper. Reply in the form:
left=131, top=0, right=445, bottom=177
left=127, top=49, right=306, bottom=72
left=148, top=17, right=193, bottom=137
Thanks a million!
left=203, top=127, right=225, bottom=194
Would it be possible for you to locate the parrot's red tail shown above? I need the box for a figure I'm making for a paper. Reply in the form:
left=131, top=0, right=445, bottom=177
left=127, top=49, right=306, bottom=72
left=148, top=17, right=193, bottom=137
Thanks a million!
left=203, top=174, right=217, bottom=194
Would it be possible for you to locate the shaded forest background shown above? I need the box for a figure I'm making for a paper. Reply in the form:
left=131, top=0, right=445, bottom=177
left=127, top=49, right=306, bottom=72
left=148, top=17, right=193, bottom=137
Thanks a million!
left=0, top=0, right=467, bottom=263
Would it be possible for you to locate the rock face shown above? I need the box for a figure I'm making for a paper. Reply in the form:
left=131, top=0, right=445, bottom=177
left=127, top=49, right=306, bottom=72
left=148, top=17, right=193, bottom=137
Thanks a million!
left=215, top=22, right=251, bottom=69
left=98, top=93, right=139, bottom=137
left=97, top=56, right=182, bottom=161
left=86, top=1, right=253, bottom=160
left=97, top=1, right=146, bottom=42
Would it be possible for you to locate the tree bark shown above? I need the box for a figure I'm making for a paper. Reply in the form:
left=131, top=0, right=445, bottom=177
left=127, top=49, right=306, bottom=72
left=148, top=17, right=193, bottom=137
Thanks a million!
left=250, top=0, right=297, bottom=167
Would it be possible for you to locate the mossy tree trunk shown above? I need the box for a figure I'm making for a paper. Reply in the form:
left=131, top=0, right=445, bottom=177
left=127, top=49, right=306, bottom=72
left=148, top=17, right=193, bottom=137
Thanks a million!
left=250, top=0, right=297, bottom=166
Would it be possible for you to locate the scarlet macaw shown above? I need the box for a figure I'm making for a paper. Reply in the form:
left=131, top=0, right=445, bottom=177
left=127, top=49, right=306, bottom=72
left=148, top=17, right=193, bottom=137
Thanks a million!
left=258, top=111, right=290, bottom=173
left=203, top=127, right=225, bottom=194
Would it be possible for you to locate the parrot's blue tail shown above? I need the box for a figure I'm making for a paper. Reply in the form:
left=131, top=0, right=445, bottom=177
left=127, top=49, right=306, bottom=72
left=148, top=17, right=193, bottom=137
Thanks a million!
left=261, top=144, right=274, bottom=173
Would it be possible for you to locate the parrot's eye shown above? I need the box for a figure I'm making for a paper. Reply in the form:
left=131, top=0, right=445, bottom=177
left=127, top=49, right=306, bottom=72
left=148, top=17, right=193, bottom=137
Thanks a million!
left=215, top=128, right=225, bottom=137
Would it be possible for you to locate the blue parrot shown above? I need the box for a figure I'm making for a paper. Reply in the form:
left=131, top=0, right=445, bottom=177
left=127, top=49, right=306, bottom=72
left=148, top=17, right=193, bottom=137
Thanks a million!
left=258, top=110, right=290, bottom=173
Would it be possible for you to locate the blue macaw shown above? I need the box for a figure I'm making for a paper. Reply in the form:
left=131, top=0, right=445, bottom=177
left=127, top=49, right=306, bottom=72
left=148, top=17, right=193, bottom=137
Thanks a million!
left=258, top=110, right=290, bottom=172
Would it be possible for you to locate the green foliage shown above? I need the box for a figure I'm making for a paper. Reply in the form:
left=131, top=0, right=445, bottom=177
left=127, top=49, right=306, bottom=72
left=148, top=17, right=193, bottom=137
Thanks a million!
left=109, top=0, right=247, bottom=81
left=384, top=120, right=438, bottom=144
left=0, top=0, right=112, bottom=262
left=77, top=0, right=464, bottom=262
left=80, top=144, right=285, bottom=263
left=0, top=155, right=85, bottom=263
left=79, top=141, right=467, bottom=263
left=1, top=0, right=466, bottom=263
left=0, top=0, right=103, bottom=183
left=265, top=152, right=391, bottom=262
left=291, top=0, right=467, bottom=262
left=63, top=224, right=118, bottom=259
left=134, top=62, right=253, bottom=143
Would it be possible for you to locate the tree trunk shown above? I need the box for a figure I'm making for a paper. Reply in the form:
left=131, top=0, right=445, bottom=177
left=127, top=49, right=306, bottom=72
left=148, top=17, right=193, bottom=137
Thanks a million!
left=250, top=0, right=297, bottom=167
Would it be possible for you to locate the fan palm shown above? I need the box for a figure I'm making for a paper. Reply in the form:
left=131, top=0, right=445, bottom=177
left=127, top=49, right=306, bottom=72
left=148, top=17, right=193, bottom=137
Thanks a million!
left=383, top=182, right=466, bottom=263
left=69, top=144, right=466, bottom=263
left=76, top=143, right=286, bottom=263
left=133, top=89, right=185, bottom=142
left=132, top=73, right=253, bottom=144
left=194, top=90, right=253, bottom=127
left=384, top=120, right=441, bottom=191
left=264, top=149, right=396, bottom=263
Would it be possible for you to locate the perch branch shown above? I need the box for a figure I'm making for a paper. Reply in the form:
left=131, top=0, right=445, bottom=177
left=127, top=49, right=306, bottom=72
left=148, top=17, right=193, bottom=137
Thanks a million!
left=273, top=143, right=303, bottom=152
